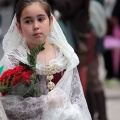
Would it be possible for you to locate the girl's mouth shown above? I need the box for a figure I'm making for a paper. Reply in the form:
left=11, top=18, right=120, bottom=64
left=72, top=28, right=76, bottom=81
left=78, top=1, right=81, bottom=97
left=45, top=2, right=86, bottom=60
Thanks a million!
left=33, top=33, right=41, bottom=37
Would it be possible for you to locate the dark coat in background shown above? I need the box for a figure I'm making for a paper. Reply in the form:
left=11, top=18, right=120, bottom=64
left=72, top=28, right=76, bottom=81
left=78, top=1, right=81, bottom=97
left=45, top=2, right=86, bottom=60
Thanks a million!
left=52, top=0, right=92, bottom=67
left=53, top=0, right=90, bottom=33
left=112, top=0, right=120, bottom=26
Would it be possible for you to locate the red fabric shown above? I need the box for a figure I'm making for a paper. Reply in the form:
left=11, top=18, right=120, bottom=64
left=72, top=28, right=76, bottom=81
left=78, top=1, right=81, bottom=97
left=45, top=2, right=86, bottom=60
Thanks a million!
left=79, top=67, right=87, bottom=95
left=87, top=31, right=96, bottom=65
left=53, top=70, right=65, bottom=85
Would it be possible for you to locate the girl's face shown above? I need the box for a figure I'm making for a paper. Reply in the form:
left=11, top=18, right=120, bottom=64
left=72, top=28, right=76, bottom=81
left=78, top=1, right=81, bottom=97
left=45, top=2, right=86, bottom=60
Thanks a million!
left=16, top=2, right=53, bottom=49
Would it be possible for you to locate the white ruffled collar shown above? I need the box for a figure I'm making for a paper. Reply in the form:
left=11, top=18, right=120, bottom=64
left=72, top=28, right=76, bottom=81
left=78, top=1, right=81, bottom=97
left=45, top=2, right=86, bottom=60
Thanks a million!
left=36, top=46, right=67, bottom=75
left=14, top=42, right=68, bottom=75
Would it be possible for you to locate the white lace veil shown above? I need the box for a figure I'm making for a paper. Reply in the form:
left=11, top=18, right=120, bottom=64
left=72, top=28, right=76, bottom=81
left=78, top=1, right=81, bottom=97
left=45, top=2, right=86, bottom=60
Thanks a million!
left=2, top=15, right=79, bottom=70
left=1, top=14, right=91, bottom=120
left=2, top=14, right=79, bottom=94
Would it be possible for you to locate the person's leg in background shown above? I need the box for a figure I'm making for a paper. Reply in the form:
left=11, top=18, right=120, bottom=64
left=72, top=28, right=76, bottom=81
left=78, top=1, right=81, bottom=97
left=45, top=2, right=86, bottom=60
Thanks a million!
left=103, top=18, right=114, bottom=80
left=84, top=29, right=107, bottom=120
left=86, top=57, right=107, bottom=120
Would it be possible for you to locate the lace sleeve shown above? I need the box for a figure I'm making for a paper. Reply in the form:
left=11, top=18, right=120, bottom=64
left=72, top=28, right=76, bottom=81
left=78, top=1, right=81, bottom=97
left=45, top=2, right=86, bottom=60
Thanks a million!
left=0, top=50, right=19, bottom=72
left=1, top=95, right=46, bottom=120
left=70, top=67, right=92, bottom=120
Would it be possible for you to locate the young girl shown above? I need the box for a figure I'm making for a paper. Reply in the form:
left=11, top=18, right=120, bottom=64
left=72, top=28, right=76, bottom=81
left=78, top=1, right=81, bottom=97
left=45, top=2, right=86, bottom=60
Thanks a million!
left=0, top=0, right=91, bottom=119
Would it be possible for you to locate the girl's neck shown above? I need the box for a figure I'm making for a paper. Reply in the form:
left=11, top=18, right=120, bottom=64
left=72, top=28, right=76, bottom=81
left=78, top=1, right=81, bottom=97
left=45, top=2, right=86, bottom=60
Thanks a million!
left=44, top=40, right=52, bottom=52
left=37, top=40, right=56, bottom=65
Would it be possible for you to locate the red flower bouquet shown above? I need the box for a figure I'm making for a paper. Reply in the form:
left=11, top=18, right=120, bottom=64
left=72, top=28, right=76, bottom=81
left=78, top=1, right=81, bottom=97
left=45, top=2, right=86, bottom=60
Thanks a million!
left=0, top=43, right=45, bottom=98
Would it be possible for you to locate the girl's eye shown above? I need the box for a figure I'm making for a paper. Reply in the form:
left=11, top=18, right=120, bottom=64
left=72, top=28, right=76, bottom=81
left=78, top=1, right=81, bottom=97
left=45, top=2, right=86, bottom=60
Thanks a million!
left=25, top=20, right=32, bottom=24
left=38, top=17, right=45, bottom=22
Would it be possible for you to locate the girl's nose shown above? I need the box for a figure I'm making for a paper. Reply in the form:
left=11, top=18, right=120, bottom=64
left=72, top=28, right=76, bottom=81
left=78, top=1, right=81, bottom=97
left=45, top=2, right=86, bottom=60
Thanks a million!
left=33, top=21, right=39, bottom=30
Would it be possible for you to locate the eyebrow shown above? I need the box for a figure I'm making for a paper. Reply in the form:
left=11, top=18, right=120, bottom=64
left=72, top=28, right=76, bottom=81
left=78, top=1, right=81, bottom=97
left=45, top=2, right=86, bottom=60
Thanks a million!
left=23, top=14, right=46, bottom=20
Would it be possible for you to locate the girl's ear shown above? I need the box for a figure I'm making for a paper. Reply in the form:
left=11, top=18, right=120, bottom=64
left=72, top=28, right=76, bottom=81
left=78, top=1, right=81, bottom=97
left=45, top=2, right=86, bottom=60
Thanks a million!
left=16, top=22, right=23, bottom=35
left=49, top=16, right=53, bottom=29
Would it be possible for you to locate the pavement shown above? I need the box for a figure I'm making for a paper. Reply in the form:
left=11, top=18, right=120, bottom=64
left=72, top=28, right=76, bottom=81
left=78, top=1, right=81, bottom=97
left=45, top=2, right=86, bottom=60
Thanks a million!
left=0, top=5, right=120, bottom=120
left=104, top=84, right=120, bottom=120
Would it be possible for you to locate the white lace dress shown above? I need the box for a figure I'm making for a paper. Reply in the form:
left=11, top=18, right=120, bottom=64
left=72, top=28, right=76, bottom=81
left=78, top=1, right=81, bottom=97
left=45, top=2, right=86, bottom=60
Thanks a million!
left=0, top=43, right=91, bottom=120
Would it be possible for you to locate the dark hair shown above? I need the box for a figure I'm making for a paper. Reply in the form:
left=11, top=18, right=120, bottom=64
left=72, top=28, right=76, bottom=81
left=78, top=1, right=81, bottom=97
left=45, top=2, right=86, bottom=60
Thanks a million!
left=15, top=0, right=52, bottom=23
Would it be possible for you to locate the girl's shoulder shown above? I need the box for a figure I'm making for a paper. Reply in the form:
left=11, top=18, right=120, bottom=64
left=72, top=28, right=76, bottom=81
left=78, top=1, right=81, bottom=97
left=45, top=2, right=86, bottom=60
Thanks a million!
left=6, top=42, right=28, bottom=57
left=5, top=43, right=28, bottom=67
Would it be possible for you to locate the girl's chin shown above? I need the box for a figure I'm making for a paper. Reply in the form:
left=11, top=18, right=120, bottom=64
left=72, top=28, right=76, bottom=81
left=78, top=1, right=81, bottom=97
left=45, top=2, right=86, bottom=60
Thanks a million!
left=34, top=40, right=45, bottom=46
left=34, top=37, right=45, bottom=43
left=27, top=41, right=43, bottom=49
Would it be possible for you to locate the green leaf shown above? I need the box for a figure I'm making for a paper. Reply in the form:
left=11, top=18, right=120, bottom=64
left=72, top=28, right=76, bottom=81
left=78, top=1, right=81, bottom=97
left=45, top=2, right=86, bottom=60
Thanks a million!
left=0, top=66, right=4, bottom=75
left=0, top=77, right=15, bottom=92
left=27, top=43, right=45, bottom=70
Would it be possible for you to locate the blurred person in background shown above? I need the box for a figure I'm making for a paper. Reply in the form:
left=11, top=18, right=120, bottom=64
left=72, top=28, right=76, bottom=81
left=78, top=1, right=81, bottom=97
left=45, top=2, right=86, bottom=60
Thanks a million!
left=103, top=0, right=117, bottom=80
left=86, top=0, right=108, bottom=119
left=104, top=0, right=120, bottom=84
left=52, top=0, right=91, bottom=95
left=110, top=0, right=120, bottom=80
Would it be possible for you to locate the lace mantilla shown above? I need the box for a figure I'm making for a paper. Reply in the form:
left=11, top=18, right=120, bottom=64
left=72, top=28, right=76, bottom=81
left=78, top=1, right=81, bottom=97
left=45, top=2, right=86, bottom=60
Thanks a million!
left=0, top=15, right=91, bottom=120
left=0, top=43, right=91, bottom=119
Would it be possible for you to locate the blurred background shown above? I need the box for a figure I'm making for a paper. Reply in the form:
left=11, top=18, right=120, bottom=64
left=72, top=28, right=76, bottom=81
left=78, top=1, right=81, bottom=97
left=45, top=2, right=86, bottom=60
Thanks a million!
left=0, top=0, right=120, bottom=120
